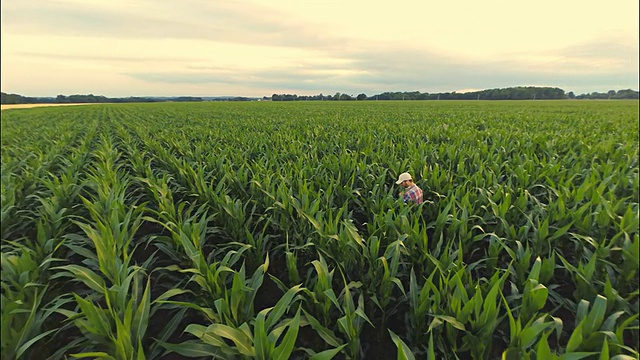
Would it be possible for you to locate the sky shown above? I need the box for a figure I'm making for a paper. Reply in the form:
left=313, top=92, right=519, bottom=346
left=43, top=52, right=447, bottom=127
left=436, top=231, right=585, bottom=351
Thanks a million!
left=1, top=0, right=638, bottom=97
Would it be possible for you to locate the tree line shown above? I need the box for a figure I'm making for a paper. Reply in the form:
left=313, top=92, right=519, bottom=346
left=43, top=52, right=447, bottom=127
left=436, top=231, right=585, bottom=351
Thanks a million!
left=572, top=89, right=639, bottom=99
left=268, top=87, right=639, bottom=101
left=1, top=93, right=189, bottom=104
left=3, top=87, right=638, bottom=104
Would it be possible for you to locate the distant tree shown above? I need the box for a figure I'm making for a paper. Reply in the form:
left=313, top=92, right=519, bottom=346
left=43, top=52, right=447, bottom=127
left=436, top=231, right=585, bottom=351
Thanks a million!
left=612, top=89, right=639, bottom=99
left=1, top=92, right=28, bottom=104
left=174, top=96, right=203, bottom=102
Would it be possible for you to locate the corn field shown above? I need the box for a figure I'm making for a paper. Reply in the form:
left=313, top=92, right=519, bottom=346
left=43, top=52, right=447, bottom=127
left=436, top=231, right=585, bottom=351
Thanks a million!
left=1, top=100, right=638, bottom=360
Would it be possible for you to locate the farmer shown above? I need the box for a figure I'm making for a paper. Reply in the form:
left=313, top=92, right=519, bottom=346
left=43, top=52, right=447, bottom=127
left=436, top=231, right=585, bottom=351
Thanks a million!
left=396, top=172, right=423, bottom=205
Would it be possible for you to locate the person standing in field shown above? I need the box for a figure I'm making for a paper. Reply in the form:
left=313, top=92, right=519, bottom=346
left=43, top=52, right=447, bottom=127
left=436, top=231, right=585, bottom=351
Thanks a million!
left=396, top=172, right=423, bottom=205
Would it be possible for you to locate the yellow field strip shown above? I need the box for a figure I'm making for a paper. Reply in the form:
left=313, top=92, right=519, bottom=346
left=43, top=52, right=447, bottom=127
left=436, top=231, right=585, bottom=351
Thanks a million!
left=1, top=103, right=102, bottom=110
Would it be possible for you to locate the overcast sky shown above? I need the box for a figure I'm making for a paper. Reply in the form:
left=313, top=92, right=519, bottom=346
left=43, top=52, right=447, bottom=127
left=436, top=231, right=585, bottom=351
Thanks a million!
left=1, top=0, right=638, bottom=97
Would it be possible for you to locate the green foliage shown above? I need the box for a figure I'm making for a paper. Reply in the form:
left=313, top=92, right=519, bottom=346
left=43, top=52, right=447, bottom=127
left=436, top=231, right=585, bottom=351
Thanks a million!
left=1, top=100, right=638, bottom=359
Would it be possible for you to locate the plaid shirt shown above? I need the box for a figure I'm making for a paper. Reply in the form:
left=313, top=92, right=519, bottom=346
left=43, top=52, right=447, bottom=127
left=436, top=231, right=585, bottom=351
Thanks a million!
left=403, top=184, right=423, bottom=204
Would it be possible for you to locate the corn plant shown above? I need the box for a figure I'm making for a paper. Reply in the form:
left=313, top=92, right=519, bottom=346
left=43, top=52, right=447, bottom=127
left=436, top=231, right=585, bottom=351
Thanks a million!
left=211, top=258, right=269, bottom=327
left=563, top=295, right=638, bottom=356
left=54, top=271, right=152, bottom=359
left=0, top=243, right=68, bottom=359
left=335, top=275, right=374, bottom=359
left=362, top=237, right=407, bottom=325
left=388, top=330, right=417, bottom=360
left=305, top=253, right=339, bottom=325
left=159, top=284, right=307, bottom=359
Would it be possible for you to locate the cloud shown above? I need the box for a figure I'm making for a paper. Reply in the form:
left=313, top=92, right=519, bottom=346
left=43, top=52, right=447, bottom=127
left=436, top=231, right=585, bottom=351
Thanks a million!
left=12, top=51, right=193, bottom=64
left=2, top=1, right=637, bottom=96
left=549, top=37, right=639, bottom=72
left=116, top=34, right=637, bottom=96
left=1, top=0, right=351, bottom=50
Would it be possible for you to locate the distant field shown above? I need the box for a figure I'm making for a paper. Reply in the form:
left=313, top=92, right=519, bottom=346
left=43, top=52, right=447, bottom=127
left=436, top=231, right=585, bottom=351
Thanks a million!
left=1, top=100, right=638, bottom=359
left=1, top=103, right=102, bottom=110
